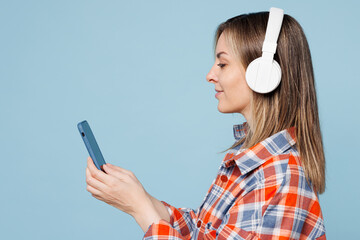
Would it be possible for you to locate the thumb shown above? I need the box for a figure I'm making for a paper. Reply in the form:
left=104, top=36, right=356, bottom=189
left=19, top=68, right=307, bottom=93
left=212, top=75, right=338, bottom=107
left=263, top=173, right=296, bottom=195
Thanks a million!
left=102, top=164, right=124, bottom=180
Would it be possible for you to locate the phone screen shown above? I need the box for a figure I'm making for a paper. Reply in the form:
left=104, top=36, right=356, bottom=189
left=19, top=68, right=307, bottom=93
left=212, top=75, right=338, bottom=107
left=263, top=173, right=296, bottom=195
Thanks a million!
left=77, top=120, right=106, bottom=172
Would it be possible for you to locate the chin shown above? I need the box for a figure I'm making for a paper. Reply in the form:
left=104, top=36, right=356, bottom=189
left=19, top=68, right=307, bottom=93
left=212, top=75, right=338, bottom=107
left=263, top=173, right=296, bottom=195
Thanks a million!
left=217, top=105, right=233, bottom=113
left=217, top=103, right=242, bottom=114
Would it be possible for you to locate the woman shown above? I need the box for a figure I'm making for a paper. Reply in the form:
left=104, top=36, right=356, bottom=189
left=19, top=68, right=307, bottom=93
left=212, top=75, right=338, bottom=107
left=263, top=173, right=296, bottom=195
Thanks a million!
left=85, top=7, right=326, bottom=239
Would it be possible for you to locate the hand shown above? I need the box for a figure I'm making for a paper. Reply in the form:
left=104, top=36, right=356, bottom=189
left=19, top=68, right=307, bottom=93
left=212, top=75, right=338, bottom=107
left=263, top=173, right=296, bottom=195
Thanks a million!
left=85, top=157, right=152, bottom=217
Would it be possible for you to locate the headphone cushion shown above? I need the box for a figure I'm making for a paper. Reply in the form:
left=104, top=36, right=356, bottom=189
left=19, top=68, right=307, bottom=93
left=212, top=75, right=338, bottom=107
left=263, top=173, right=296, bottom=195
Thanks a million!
left=245, top=57, right=282, bottom=94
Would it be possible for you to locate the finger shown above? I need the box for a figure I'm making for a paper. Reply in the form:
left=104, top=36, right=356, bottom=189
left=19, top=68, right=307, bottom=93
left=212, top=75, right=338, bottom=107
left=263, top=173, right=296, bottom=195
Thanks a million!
left=86, top=167, right=109, bottom=191
left=87, top=156, right=98, bottom=169
left=87, top=156, right=105, bottom=171
left=86, top=166, right=89, bottom=179
left=86, top=183, right=103, bottom=197
left=87, top=157, right=115, bottom=184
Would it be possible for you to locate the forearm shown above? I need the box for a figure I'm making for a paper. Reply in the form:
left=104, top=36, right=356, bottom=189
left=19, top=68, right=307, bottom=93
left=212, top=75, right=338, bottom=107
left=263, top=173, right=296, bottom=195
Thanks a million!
left=132, top=198, right=162, bottom=233
left=147, top=192, right=171, bottom=222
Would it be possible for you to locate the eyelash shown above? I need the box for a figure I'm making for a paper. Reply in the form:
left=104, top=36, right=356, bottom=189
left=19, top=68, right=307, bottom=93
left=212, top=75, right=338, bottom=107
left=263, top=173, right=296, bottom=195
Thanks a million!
left=217, top=63, right=226, bottom=68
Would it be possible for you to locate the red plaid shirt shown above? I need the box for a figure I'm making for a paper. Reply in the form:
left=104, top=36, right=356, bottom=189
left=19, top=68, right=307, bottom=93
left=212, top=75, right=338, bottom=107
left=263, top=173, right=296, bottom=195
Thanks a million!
left=143, top=122, right=326, bottom=239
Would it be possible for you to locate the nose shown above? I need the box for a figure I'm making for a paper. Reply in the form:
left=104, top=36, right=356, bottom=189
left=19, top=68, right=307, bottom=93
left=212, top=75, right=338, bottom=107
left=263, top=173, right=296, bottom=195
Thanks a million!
left=206, top=64, right=218, bottom=84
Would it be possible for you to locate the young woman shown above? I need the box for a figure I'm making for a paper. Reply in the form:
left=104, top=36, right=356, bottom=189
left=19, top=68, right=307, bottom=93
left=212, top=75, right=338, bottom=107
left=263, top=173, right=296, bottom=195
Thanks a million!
left=85, top=7, right=326, bottom=239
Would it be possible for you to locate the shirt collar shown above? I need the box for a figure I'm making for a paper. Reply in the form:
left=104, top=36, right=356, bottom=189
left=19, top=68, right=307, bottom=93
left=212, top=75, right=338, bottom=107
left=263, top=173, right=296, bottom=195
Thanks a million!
left=222, top=122, right=297, bottom=175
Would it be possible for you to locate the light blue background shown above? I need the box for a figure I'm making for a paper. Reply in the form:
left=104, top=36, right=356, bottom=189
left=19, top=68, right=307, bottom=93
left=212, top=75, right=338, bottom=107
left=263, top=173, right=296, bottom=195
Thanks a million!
left=1, top=0, right=359, bottom=239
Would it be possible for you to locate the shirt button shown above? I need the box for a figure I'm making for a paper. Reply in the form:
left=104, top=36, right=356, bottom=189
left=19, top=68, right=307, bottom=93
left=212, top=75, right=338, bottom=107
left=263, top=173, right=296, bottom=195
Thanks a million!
left=220, top=175, right=228, bottom=182
left=197, top=220, right=202, bottom=228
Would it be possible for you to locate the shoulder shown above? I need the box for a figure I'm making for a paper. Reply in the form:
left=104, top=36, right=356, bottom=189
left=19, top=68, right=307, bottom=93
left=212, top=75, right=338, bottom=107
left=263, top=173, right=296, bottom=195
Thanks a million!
left=257, top=146, right=316, bottom=198
left=253, top=146, right=326, bottom=238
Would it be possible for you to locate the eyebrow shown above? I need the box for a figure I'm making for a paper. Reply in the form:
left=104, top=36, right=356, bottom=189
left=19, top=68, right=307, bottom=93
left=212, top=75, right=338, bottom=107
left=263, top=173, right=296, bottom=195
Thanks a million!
left=216, top=51, right=228, bottom=59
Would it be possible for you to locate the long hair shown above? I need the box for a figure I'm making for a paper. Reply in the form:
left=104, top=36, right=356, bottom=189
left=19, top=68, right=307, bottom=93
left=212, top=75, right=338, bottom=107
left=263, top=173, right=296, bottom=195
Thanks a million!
left=215, top=11, right=326, bottom=194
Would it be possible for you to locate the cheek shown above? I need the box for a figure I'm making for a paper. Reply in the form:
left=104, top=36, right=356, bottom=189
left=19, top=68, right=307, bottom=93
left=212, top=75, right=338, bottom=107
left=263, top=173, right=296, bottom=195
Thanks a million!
left=227, top=73, right=249, bottom=95
left=227, top=76, right=252, bottom=104
left=240, top=82, right=252, bottom=98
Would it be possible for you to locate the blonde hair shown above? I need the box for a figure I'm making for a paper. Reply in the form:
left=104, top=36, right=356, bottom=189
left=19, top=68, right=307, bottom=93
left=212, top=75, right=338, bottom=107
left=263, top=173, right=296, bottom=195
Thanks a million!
left=215, top=11, right=326, bottom=194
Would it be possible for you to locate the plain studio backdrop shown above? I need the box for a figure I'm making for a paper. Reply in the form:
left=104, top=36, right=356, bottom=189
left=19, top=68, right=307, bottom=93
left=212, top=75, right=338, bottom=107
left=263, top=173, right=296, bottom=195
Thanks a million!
left=1, top=0, right=359, bottom=239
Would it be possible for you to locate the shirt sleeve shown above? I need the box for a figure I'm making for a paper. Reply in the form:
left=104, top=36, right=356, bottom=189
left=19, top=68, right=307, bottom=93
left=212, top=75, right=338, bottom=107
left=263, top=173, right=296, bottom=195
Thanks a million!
left=143, top=200, right=199, bottom=239
left=143, top=193, right=326, bottom=240
left=143, top=156, right=326, bottom=239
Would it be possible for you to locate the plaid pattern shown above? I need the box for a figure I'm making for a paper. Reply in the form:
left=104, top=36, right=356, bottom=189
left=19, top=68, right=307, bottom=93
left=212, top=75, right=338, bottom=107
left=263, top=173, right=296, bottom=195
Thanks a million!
left=143, top=122, right=326, bottom=239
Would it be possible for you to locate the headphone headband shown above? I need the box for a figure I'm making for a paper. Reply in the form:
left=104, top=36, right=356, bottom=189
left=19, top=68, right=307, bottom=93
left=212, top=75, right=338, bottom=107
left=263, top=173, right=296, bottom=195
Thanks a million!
left=262, top=7, right=284, bottom=54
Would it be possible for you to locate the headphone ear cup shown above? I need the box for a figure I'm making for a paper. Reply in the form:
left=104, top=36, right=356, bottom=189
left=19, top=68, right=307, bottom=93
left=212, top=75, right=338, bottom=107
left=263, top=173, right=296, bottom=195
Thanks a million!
left=245, top=57, right=261, bottom=91
left=245, top=58, right=282, bottom=94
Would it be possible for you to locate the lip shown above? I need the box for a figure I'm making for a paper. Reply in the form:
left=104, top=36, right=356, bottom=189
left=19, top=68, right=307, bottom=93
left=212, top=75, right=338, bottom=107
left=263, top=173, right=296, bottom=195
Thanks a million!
left=215, top=89, right=223, bottom=92
left=215, top=91, right=223, bottom=98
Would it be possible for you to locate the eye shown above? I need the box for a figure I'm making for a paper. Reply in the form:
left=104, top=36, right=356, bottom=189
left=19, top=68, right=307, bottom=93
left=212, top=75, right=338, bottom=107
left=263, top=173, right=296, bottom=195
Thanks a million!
left=217, top=63, right=226, bottom=68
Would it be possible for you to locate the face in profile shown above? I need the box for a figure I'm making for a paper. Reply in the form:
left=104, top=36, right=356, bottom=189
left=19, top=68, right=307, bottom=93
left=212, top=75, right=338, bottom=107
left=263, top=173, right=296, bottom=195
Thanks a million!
left=206, top=33, right=252, bottom=119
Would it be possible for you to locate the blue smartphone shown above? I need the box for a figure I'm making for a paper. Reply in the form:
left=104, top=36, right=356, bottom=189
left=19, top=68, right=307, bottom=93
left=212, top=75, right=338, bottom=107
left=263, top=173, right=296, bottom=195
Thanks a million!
left=77, top=120, right=106, bottom=172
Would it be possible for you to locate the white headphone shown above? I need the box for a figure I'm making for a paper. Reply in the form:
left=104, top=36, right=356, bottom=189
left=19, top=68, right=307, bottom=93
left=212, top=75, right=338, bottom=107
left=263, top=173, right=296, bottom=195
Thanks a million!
left=245, top=7, right=284, bottom=94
